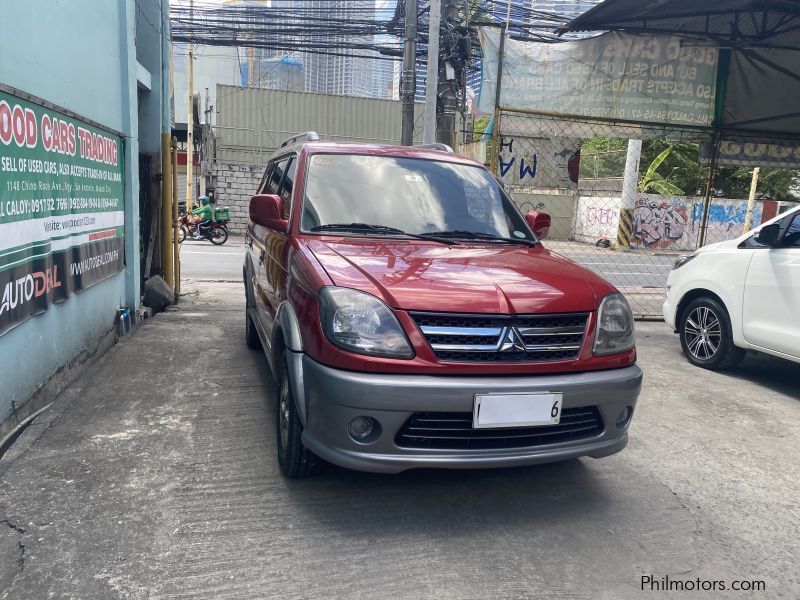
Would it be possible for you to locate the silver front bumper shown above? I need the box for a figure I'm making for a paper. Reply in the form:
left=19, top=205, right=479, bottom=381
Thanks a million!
left=295, top=354, right=642, bottom=474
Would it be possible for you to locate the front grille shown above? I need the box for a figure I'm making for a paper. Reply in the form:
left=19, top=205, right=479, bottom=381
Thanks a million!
left=395, top=407, right=604, bottom=450
left=411, top=312, right=589, bottom=362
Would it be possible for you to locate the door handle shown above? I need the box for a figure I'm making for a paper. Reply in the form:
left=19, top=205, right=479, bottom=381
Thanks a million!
left=259, top=249, right=266, bottom=264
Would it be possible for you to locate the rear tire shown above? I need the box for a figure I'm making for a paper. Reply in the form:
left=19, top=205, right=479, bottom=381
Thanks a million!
left=209, top=227, right=228, bottom=245
left=679, top=297, right=745, bottom=370
left=276, top=349, right=320, bottom=478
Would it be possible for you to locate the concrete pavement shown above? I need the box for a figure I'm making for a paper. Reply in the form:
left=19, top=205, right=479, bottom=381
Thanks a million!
left=178, top=237, right=245, bottom=281
left=0, top=276, right=798, bottom=597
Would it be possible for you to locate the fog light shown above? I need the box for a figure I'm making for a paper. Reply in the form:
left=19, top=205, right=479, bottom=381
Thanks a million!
left=348, top=416, right=375, bottom=440
left=616, top=406, right=633, bottom=429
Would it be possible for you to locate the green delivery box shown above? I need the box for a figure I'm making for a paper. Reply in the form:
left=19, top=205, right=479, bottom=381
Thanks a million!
left=214, top=206, right=231, bottom=222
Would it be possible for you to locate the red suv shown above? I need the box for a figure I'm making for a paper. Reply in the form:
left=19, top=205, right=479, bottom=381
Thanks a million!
left=244, top=132, right=642, bottom=478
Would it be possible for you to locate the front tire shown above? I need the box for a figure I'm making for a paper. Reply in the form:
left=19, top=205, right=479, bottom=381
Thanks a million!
left=209, top=226, right=228, bottom=245
left=178, top=226, right=187, bottom=243
left=679, top=297, right=745, bottom=370
left=276, top=350, right=320, bottom=478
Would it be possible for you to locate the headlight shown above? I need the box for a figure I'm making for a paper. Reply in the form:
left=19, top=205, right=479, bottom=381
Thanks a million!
left=319, top=287, right=414, bottom=359
left=673, top=254, right=697, bottom=270
left=593, top=292, right=635, bottom=356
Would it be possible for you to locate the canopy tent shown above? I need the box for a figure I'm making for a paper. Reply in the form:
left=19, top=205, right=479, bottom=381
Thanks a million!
left=559, top=0, right=800, bottom=141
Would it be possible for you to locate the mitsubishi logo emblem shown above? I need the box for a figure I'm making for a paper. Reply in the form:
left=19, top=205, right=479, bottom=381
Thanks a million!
left=499, top=327, right=527, bottom=353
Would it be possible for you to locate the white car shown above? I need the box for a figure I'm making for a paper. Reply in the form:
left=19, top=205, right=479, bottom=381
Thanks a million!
left=663, top=204, right=800, bottom=369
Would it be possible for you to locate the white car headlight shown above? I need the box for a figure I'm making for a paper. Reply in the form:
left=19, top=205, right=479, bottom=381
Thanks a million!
left=319, top=287, right=414, bottom=359
left=593, top=292, right=635, bottom=356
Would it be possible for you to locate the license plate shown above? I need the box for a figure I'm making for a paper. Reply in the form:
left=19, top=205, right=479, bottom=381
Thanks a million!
left=473, top=393, right=563, bottom=429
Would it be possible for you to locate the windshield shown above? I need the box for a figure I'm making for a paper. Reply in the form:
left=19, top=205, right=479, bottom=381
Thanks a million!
left=301, top=154, right=535, bottom=241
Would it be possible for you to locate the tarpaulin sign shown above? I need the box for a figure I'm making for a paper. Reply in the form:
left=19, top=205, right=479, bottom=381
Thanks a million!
left=479, top=28, right=719, bottom=128
left=0, top=90, right=125, bottom=337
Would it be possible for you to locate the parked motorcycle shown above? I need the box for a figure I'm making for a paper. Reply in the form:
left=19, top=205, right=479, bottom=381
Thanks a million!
left=178, top=213, right=229, bottom=245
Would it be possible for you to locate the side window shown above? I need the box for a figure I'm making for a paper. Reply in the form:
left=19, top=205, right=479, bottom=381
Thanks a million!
left=258, top=163, right=275, bottom=195
left=279, top=157, right=297, bottom=220
left=784, top=213, right=800, bottom=247
left=268, top=158, right=289, bottom=195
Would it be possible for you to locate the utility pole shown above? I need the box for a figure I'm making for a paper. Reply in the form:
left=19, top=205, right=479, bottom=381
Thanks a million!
left=491, top=4, right=512, bottom=173
left=423, top=0, right=441, bottom=144
left=172, top=138, right=181, bottom=297
left=436, top=0, right=460, bottom=146
left=401, top=0, right=418, bottom=145
left=186, top=0, right=195, bottom=212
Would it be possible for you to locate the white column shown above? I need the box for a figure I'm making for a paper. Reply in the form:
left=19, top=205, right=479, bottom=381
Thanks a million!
left=621, top=139, right=642, bottom=209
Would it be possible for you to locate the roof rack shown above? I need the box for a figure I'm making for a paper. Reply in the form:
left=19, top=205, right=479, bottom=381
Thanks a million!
left=280, top=131, right=320, bottom=148
left=413, top=142, right=453, bottom=153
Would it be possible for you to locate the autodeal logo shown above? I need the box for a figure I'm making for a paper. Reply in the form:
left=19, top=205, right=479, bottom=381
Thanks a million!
left=0, top=266, right=61, bottom=316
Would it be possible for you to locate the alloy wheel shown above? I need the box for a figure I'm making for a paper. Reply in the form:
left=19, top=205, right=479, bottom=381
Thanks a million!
left=684, top=306, right=722, bottom=360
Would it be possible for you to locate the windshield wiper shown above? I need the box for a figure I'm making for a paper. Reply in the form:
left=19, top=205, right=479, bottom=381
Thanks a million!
left=426, top=230, right=538, bottom=247
left=310, top=223, right=458, bottom=245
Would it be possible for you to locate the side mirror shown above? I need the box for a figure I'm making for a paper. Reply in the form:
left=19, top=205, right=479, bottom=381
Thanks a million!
left=525, top=211, right=551, bottom=240
left=755, top=223, right=780, bottom=246
left=249, top=194, right=288, bottom=234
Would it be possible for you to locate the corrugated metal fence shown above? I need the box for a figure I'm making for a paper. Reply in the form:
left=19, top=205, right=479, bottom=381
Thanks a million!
left=215, top=84, right=424, bottom=165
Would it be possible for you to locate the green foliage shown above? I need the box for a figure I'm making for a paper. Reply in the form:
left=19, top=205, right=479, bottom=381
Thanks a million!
left=638, top=148, right=685, bottom=195
left=581, top=137, right=627, bottom=154
left=640, top=141, right=702, bottom=195
left=578, top=137, right=627, bottom=179
left=714, top=167, right=798, bottom=201
left=472, top=115, right=492, bottom=136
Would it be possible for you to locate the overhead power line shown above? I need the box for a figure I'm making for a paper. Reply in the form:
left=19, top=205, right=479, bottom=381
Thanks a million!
left=170, top=0, right=582, bottom=63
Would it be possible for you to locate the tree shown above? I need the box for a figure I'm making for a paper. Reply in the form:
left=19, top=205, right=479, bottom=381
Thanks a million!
left=638, top=148, right=685, bottom=195
left=579, top=137, right=627, bottom=179
left=640, top=141, right=702, bottom=195
left=714, top=167, right=799, bottom=201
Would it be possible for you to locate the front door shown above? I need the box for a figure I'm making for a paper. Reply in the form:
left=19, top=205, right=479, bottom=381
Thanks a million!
left=743, top=211, right=800, bottom=358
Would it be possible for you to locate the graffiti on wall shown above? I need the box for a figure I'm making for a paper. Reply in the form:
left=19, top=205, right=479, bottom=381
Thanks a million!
left=497, top=136, right=581, bottom=188
left=631, top=194, right=762, bottom=250
left=498, top=137, right=538, bottom=182
left=573, top=196, right=622, bottom=243
left=631, top=197, right=688, bottom=248
left=584, top=205, right=615, bottom=227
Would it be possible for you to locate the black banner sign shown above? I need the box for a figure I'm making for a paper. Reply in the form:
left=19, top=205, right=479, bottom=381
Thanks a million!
left=0, top=237, right=124, bottom=335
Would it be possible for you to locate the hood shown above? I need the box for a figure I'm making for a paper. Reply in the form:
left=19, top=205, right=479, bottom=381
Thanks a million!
left=695, top=240, right=727, bottom=253
left=304, top=238, right=613, bottom=314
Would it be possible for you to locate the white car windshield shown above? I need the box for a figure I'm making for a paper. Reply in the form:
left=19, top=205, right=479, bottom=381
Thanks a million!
left=300, top=154, right=535, bottom=241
